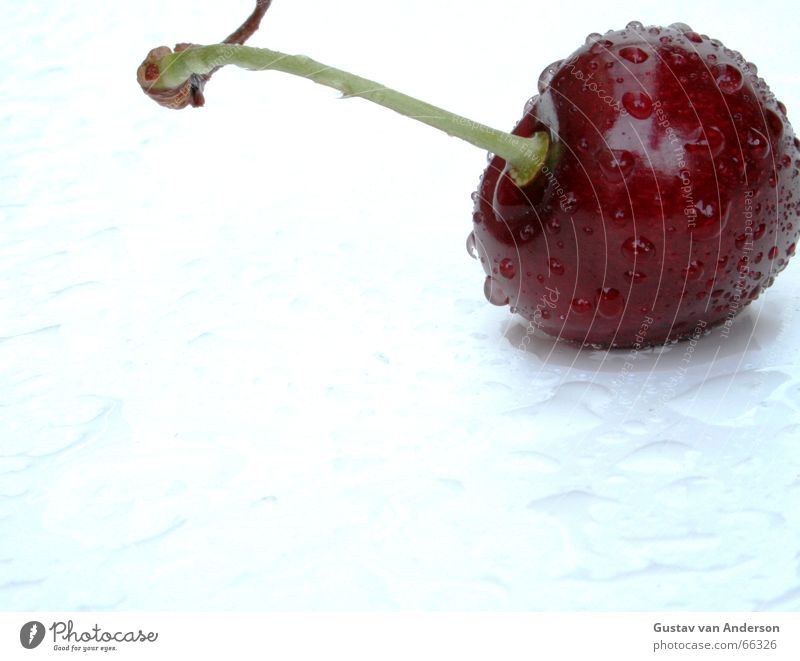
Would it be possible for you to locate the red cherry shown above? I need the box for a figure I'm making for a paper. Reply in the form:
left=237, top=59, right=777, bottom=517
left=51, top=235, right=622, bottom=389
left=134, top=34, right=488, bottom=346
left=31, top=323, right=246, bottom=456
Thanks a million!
left=473, top=23, right=800, bottom=347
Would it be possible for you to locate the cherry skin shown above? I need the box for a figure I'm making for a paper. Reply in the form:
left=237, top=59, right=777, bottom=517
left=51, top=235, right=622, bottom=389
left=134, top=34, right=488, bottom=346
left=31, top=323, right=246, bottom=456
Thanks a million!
left=472, top=22, right=800, bottom=348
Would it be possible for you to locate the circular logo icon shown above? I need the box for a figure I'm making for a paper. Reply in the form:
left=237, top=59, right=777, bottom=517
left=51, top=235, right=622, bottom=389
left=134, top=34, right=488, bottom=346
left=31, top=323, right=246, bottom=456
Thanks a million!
left=20, top=621, right=45, bottom=649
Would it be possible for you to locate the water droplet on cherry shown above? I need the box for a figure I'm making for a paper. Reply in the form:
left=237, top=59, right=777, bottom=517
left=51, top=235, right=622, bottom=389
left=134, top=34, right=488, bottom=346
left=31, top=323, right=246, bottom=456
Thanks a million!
left=466, top=232, right=478, bottom=258
left=597, top=149, right=636, bottom=181
left=619, top=46, right=649, bottom=64
left=688, top=128, right=729, bottom=160
left=538, top=60, right=563, bottom=93
left=624, top=269, right=646, bottom=283
left=596, top=287, right=625, bottom=317
left=571, top=297, right=593, bottom=314
left=765, top=109, right=784, bottom=139
left=690, top=198, right=730, bottom=239
left=549, top=257, right=565, bottom=276
left=622, top=236, right=657, bottom=260
left=622, top=91, right=654, bottom=119
left=561, top=192, right=578, bottom=213
left=499, top=257, right=516, bottom=279
left=484, top=275, right=509, bottom=306
left=682, top=260, right=704, bottom=280
left=744, top=127, right=770, bottom=159
left=711, top=64, right=743, bottom=93
left=518, top=224, right=536, bottom=242
left=611, top=208, right=628, bottom=226
left=590, top=39, right=613, bottom=54
left=734, top=233, right=748, bottom=249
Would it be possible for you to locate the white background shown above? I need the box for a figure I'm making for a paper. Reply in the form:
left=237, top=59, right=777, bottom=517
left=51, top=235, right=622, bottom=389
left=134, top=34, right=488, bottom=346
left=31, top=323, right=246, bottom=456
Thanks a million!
left=1, top=0, right=799, bottom=610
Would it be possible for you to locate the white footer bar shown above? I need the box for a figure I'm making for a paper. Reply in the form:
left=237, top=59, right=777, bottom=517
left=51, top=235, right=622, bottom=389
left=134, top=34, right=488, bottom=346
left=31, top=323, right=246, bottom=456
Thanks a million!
left=1, top=612, right=798, bottom=660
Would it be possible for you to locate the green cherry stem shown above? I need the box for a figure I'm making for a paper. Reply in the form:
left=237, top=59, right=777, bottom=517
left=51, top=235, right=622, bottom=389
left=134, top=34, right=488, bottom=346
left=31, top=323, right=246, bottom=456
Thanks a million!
left=140, top=43, right=549, bottom=186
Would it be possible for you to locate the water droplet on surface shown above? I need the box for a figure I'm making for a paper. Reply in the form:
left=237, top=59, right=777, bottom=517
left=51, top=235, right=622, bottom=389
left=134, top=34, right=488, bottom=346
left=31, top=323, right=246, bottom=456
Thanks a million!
left=682, top=260, right=704, bottom=280
left=590, top=39, right=613, bottom=54
left=549, top=257, right=565, bottom=276
left=690, top=199, right=730, bottom=239
left=670, top=22, right=693, bottom=32
left=611, top=208, right=628, bottom=226
left=735, top=233, right=748, bottom=249
left=619, top=46, right=649, bottom=64
left=499, top=257, right=516, bottom=279
left=765, top=109, right=784, bottom=139
left=597, top=149, right=636, bottom=181
left=669, top=51, right=688, bottom=68
left=518, top=224, right=536, bottom=242
left=484, top=275, right=509, bottom=306
left=685, top=31, right=703, bottom=43
left=685, top=125, right=725, bottom=156
left=538, top=60, right=563, bottom=93
left=582, top=226, right=594, bottom=235
left=596, top=287, right=624, bottom=317
left=754, top=223, right=766, bottom=240
left=711, top=64, right=743, bottom=93
left=561, top=192, right=578, bottom=213
left=622, top=91, right=654, bottom=119
left=768, top=246, right=779, bottom=259
left=466, top=231, right=478, bottom=258
left=571, top=297, right=593, bottom=314
left=648, top=27, right=661, bottom=35
left=744, top=127, right=770, bottom=159
left=625, top=20, right=644, bottom=31
left=788, top=243, right=797, bottom=256
left=546, top=218, right=561, bottom=235
left=472, top=210, right=484, bottom=224
left=706, top=53, right=717, bottom=63
left=585, top=32, right=602, bottom=44
left=622, top=236, right=657, bottom=260
left=624, top=269, right=646, bottom=283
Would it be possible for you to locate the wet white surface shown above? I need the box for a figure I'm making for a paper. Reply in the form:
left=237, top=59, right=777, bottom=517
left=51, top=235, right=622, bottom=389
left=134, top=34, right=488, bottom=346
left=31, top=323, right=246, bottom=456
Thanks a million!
left=1, top=0, right=800, bottom=610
